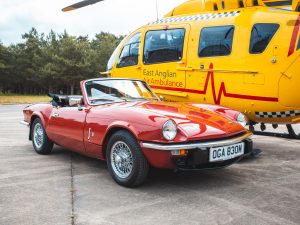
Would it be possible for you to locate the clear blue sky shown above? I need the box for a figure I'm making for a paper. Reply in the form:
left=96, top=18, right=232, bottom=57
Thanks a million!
left=0, top=0, right=186, bottom=46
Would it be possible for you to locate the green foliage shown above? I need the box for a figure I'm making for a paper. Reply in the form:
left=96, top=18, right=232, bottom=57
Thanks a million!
left=90, top=32, right=124, bottom=74
left=0, top=28, right=123, bottom=95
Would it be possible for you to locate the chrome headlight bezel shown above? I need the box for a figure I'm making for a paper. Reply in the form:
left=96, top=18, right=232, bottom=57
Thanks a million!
left=162, top=119, right=177, bottom=141
left=236, top=113, right=247, bottom=127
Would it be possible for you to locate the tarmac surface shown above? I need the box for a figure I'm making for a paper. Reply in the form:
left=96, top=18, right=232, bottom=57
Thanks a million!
left=0, top=104, right=299, bottom=225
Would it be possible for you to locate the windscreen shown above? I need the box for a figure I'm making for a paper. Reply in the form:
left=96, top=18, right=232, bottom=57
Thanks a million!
left=85, top=79, right=159, bottom=105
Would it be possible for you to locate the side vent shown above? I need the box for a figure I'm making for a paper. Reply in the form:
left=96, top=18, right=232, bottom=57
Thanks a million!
left=222, top=0, right=225, bottom=9
left=239, top=0, right=245, bottom=7
left=214, top=3, right=218, bottom=10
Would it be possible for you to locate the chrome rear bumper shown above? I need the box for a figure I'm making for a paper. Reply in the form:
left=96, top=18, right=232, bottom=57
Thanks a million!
left=141, top=131, right=252, bottom=151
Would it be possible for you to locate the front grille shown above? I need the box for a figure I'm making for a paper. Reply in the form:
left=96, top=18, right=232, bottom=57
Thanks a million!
left=172, top=138, right=253, bottom=170
left=185, top=131, right=247, bottom=145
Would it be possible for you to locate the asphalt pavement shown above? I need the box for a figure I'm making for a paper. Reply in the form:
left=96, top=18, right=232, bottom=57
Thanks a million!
left=0, top=104, right=299, bottom=225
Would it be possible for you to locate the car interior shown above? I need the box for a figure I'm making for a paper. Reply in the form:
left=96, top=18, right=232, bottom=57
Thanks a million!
left=48, top=93, right=83, bottom=107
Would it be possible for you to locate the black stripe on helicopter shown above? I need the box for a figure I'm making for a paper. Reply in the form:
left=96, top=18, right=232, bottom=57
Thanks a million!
left=255, top=110, right=300, bottom=118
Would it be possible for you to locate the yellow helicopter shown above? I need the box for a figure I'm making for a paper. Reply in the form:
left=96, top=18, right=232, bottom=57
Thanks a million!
left=63, top=0, right=300, bottom=138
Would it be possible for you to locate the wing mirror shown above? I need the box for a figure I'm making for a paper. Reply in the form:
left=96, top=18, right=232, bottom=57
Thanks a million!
left=68, top=96, right=84, bottom=107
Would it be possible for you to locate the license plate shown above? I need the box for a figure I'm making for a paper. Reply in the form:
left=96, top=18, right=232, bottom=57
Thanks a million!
left=209, top=142, right=245, bottom=162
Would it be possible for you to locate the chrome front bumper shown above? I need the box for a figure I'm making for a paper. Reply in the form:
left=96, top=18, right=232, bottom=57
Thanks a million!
left=140, top=131, right=252, bottom=151
left=20, top=121, right=30, bottom=126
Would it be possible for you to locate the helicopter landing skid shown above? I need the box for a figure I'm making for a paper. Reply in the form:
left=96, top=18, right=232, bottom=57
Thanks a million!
left=251, top=124, right=300, bottom=140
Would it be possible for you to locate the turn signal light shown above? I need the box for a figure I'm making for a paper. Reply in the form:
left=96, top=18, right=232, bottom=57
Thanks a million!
left=171, top=149, right=188, bottom=156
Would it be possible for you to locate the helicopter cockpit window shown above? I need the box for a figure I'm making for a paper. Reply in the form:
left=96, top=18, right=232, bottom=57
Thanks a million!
left=107, top=38, right=125, bottom=71
left=198, top=25, right=234, bottom=57
left=249, top=23, right=279, bottom=54
left=143, top=28, right=185, bottom=64
left=117, top=33, right=141, bottom=68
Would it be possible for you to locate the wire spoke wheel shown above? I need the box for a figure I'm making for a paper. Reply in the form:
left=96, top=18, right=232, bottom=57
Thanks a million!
left=33, top=123, right=44, bottom=149
left=31, top=118, right=53, bottom=155
left=107, top=130, right=149, bottom=187
left=110, top=141, right=133, bottom=179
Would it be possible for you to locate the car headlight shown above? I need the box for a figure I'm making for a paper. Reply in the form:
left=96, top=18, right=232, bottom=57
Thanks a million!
left=163, top=119, right=177, bottom=141
left=236, top=113, right=247, bottom=127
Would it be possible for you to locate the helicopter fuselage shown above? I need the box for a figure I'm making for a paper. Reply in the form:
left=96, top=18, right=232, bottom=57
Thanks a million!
left=107, top=6, right=300, bottom=125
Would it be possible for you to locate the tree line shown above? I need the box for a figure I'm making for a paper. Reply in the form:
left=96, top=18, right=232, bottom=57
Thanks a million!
left=0, top=28, right=124, bottom=95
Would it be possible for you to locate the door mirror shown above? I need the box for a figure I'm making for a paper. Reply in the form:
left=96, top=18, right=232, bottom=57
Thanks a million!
left=68, top=96, right=83, bottom=107
left=159, top=95, right=165, bottom=101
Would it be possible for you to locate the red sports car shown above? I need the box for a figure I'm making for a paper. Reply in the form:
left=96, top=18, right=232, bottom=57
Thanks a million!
left=21, top=78, right=253, bottom=187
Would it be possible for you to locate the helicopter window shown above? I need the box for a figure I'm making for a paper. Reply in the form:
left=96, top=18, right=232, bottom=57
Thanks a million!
left=198, top=26, right=234, bottom=57
left=143, top=28, right=185, bottom=64
left=107, top=38, right=126, bottom=71
left=117, top=33, right=141, bottom=68
left=249, top=23, right=279, bottom=54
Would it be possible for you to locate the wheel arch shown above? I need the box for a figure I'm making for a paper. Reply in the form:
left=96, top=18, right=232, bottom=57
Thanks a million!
left=101, top=125, right=139, bottom=160
left=29, top=113, right=45, bottom=140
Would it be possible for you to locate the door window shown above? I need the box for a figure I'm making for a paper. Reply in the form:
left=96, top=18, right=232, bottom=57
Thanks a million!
left=117, top=33, right=141, bottom=68
left=198, top=25, right=234, bottom=57
left=143, top=28, right=185, bottom=64
left=249, top=23, right=279, bottom=54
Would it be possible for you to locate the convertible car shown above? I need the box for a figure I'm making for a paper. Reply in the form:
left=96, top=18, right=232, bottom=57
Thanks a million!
left=21, top=78, right=253, bottom=187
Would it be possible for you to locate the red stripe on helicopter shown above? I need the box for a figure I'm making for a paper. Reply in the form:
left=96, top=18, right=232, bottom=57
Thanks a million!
left=288, top=13, right=300, bottom=57
left=150, top=63, right=278, bottom=105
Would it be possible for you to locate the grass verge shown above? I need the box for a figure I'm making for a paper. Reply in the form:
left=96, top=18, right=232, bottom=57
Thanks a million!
left=0, top=95, right=51, bottom=104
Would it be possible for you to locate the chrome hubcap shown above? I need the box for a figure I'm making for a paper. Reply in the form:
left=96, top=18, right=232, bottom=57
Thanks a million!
left=33, top=123, right=44, bottom=149
left=110, top=141, right=133, bottom=179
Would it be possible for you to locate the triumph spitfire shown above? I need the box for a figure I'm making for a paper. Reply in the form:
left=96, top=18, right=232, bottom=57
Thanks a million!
left=21, top=78, right=253, bottom=187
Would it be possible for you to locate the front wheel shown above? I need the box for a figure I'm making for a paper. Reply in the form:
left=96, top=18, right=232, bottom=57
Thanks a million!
left=31, top=118, right=53, bottom=155
left=106, top=130, right=149, bottom=187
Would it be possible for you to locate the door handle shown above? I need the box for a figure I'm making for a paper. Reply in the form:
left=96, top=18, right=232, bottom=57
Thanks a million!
left=52, top=112, right=59, bottom=118
left=88, top=128, right=91, bottom=140
left=176, top=67, right=194, bottom=71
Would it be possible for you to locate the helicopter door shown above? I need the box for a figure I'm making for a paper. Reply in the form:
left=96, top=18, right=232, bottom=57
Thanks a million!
left=113, top=31, right=143, bottom=80
left=186, top=25, right=237, bottom=105
left=141, top=25, right=190, bottom=101
left=186, top=22, right=280, bottom=111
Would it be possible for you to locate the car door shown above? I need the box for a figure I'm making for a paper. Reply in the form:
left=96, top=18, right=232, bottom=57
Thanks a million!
left=46, top=106, right=87, bottom=153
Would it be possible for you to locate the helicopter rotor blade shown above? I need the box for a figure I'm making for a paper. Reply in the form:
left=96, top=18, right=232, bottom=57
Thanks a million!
left=62, top=0, right=104, bottom=12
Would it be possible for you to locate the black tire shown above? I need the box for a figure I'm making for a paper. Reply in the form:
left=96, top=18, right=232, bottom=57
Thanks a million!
left=106, top=130, right=149, bottom=187
left=31, top=118, right=53, bottom=155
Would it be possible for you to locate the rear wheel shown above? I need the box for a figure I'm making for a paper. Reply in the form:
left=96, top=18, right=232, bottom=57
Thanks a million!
left=31, top=118, right=53, bottom=155
left=106, top=130, right=149, bottom=187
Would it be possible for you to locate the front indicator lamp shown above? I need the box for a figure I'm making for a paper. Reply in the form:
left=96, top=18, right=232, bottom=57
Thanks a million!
left=171, top=149, right=188, bottom=156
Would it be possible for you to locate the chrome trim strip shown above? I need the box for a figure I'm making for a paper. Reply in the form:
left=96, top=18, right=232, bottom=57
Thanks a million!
left=52, top=112, right=59, bottom=118
left=141, top=132, right=252, bottom=151
left=20, top=121, right=30, bottom=127
left=88, top=128, right=91, bottom=141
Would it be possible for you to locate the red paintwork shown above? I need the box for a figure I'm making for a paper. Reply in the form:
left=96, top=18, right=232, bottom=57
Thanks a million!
left=22, top=80, right=249, bottom=169
left=150, top=63, right=279, bottom=104
left=288, top=13, right=300, bottom=57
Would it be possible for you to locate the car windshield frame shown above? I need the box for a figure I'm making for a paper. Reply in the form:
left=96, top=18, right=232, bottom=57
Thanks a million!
left=83, top=79, right=160, bottom=106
